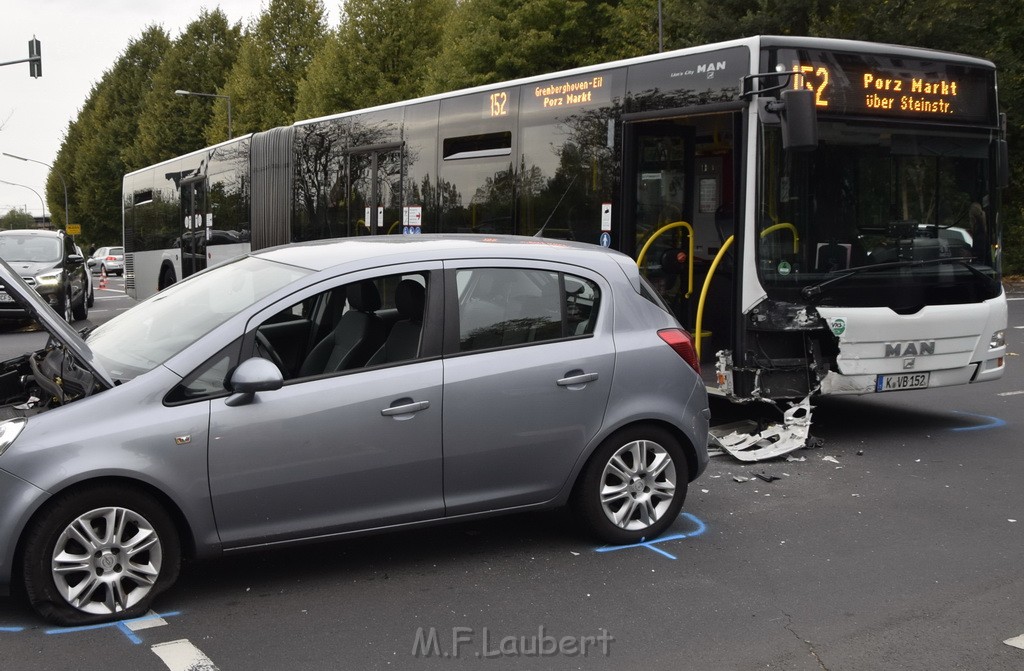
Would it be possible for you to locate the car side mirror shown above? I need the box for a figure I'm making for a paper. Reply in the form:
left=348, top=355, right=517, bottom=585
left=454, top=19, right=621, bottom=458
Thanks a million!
left=225, top=357, right=284, bottom=407
left=87, top=258, right=97, bottom=267
left=68, top=253, right=84, bottom=263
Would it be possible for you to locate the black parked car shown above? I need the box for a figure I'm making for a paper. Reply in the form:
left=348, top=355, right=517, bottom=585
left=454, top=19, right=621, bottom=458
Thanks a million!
left=0, top=229, right=89, bottom=322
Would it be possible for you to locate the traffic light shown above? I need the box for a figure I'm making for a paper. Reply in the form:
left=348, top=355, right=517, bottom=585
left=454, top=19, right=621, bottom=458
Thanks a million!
left=28, top=38, right=41, bottom=78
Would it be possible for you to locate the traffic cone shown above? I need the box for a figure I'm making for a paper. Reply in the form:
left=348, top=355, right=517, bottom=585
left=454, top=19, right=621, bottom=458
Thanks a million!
left=99, top=267, right=107, bottom=290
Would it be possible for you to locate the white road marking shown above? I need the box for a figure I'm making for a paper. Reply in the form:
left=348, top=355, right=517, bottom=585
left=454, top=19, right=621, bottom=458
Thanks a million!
left=125, top=611, right=168, bottom=631
left=1004, top=633, right=1024, bottom=650
left=151, top=639, right=220, bottom=671
left=997, top=391, right=1024, bottom=397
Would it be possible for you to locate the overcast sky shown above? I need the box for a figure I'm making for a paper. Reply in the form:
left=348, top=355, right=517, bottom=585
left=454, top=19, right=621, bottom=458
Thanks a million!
left=1, top=1, right=338, bottom=220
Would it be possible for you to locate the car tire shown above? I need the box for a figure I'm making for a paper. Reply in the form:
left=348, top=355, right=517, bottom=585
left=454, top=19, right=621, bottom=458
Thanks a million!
left=21, top=485, right=181, bottom=626
left=59, top=291, right=73, bottom=323
left=72, top=288, right=88, bottom=321
left=573, top=425, right=689, bottom=545
left=87, top=283, right=95, bottom=308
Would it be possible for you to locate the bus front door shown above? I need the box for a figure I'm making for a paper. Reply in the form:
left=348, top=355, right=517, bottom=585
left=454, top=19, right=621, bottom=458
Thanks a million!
left=623, top=112, right=740, bottom=374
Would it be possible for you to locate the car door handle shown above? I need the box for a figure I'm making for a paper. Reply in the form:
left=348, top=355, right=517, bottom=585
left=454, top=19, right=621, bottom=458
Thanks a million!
left=380, top=400, right=430, bottom=416
left=557, top=372, right=599, bottom=387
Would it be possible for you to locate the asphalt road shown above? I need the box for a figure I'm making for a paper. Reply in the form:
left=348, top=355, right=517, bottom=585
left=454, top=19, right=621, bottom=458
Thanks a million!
left=1, top=280, right=1022, bottom=670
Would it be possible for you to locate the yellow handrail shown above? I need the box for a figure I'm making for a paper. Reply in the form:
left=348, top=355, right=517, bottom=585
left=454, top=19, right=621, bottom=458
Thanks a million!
left=760, top=222, right=799, bottom=254
left=635, top=220, right=695, bottom=298
left=695, top=234, right=734, bottom=359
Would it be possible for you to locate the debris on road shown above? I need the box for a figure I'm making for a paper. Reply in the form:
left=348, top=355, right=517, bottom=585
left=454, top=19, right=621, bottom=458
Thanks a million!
left=709, top=398, right=815, bottom=462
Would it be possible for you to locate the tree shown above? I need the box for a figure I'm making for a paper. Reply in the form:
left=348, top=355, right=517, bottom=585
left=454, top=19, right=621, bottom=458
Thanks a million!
left=68, top=26, right=172, bottom=247
left=297, top=0, right=454, bottom=117
left=126, top=9, right=241, bottom=169
left=1, top=209, right=35, bottom=229
left=212, top=0, right=328, bottom=141
left=424, top=0, right=614, bottom=93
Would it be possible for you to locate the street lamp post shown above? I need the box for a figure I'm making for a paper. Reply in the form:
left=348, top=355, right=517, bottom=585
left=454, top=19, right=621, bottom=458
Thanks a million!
left=1, top=152, right=68, bottom=230
left=0, top=178, right=47, bottom=226
left=175, top=89, right=233, bottom=140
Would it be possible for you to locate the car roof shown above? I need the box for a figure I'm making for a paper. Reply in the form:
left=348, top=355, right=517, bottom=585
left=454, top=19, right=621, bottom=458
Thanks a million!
left=0, top=229, right=61, bottom=238
left=255, top=234, right=632, bottom=274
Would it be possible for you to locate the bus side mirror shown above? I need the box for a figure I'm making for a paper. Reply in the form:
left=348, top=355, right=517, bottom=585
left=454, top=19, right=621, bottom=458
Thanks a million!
left=780, top=89, right=818, bottom=152
left=997, top=138, right=1010, bottom=189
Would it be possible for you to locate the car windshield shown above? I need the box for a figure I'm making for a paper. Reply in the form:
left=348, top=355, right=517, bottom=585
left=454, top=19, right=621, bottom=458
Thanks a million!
left=0, top=235, right=62, bottom=263
left=85, top=256, right=311, bottom=380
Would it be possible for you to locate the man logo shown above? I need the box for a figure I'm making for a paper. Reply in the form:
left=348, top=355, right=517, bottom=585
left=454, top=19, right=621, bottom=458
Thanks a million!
left=884, top=341, right=935, bottom=358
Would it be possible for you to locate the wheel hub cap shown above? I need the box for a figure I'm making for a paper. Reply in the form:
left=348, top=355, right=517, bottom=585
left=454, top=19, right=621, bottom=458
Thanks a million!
left=599, top=439, right=677, bottom=531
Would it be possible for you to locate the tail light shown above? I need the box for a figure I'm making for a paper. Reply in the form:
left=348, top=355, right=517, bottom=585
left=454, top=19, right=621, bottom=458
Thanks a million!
left=658, top=328, right=700, bottom=375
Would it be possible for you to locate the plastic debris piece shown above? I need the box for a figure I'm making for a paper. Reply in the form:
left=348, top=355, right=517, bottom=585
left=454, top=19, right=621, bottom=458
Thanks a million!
left=733, top=475, right=750, bottom=483
left=821, top=456, right=840, bottom=464
left=785, top=455, right=806, bottom=462
left=753, top=472, right=780, bottom=483
left=709, top=398, right=813, bottom=462
left=856, top=450, right=864, bottom=456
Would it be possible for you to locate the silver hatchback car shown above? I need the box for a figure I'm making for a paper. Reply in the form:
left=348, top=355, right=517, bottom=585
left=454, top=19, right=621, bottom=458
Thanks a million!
left=0, top=235, right=709, bottom=625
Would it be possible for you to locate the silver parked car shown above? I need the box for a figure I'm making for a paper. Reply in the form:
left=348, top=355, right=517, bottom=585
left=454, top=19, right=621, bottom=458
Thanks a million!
left=0, top=235, right=709, bottom=625
left=88, top=246, right=125, bottom=276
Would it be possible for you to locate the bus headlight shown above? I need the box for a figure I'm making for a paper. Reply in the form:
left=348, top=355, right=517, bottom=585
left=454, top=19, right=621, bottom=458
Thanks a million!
left=0, top=418, right=27, bottom=458
left=990, top=330, right=1006, bottom=349
left=33, top=271, right=62, bottom=288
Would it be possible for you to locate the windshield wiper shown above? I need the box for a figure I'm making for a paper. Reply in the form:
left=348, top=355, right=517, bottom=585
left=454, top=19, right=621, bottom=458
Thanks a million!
left=801, top=256, right=996, bottom=302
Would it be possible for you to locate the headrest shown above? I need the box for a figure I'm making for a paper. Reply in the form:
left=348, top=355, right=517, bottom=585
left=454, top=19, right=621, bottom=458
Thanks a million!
left=395, top=279, right=425, bottom=322
left=347, top=280, right=381, bottom=313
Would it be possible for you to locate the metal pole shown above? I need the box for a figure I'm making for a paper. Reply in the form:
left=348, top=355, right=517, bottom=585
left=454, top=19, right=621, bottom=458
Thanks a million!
left=658, top=0, right=664, bottom=53
left=175, top=89, right=233, bottom=140
left=2, top=152, right=68, bottom=229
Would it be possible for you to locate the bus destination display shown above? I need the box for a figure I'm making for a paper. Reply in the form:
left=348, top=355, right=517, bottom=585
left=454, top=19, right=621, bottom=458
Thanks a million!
left=776, top=49, right=996, bottom=124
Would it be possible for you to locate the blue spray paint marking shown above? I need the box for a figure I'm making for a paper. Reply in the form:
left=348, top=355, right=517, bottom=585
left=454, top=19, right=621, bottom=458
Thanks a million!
left=950, top=411, right=1006, bottom=432
left=595, top=512, right=707, bottom=560
left=1, top=626, right=25, bottom=633
left=44, top=610, right=181, bottom=645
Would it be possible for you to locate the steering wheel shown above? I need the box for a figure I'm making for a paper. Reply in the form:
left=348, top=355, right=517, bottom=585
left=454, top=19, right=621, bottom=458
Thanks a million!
left=254, top=331, right=287, bottom=375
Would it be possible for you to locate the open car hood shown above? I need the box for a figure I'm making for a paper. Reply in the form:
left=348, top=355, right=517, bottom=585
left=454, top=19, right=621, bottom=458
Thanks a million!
left=0, top=258, right=114, bottom=389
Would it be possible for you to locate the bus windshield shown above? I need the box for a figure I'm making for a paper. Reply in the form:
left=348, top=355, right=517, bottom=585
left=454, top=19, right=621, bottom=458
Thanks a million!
left=757, top=122, right=1002, bottom=308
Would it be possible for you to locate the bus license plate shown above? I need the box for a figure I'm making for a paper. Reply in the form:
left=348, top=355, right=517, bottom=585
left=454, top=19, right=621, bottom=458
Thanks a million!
left=876, top=372, right=930, bottom=392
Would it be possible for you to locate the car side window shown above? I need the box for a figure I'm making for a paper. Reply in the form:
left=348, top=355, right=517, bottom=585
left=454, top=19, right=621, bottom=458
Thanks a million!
left=252, top=271, right=430, bottom=382
left=165, top=340, right=242, bottom=404
left=456, top=268, right=600, bottom=352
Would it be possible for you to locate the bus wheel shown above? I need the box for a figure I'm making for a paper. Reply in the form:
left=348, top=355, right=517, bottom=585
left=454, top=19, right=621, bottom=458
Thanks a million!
left=159, top=267, right=176, bottom=291
left=573, top=425, right=688, bottom=545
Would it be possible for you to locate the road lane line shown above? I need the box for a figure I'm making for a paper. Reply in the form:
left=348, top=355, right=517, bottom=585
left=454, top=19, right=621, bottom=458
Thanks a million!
left=1004, top=633, right=1024, bottom=650
left=151, top=639, right=220, bottom=671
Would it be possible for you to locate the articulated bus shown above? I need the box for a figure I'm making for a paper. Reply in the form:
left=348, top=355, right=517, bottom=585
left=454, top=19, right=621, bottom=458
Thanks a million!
left=123, top=35, right=1008, bottom=403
